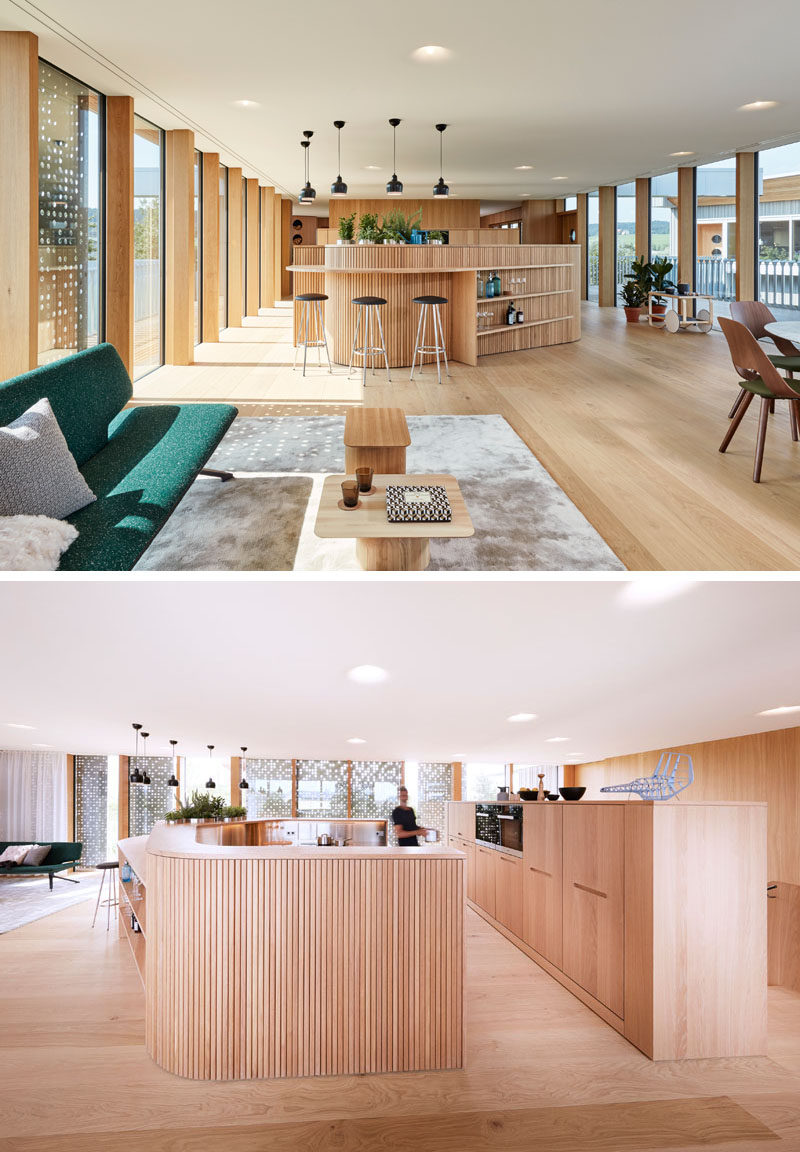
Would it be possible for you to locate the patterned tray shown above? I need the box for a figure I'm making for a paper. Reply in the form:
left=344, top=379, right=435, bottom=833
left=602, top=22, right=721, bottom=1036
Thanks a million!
left=385, top=485, right=452, bottom=523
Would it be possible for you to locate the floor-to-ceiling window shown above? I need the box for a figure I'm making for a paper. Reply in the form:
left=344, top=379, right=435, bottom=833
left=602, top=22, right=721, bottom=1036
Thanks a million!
left=650, top=171, right=678, bottom=269
left=295, top=760, right=349, bottom=818
left=696, top=157, right=736, bottom=315
left=241, top=175, right=247, bottom=318
left=182, top=754, right=231, bottom=803
left=758, top=140, right=800, bottom=318
left=218, top=165, right=227, bottom=333
left=615, top=182, right=636, bottom=300
left=194, top=149, right=202, bottom=345
left=74, top=755, right=119, bottom=867
left=464, top=763, right=508, bottom=801
left=587, top=190, right=599, bottom=302
left=132, top=115, right=163, bottom=378
left=242, top=760, right=292, bottom=818
left=37, top=61, right=104, bottom=365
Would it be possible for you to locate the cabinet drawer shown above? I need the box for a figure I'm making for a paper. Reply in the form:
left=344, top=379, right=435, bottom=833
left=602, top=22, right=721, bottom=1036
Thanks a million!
left=495, top=852, right=523, bottom=938
left=475, top=845, right=497, bottom=918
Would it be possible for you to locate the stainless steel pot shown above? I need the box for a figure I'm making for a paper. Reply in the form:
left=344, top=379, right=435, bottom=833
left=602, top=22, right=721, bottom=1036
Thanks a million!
left=423, top=828, right=440, bottom=843
left=317, top=833, right=333, bottom=846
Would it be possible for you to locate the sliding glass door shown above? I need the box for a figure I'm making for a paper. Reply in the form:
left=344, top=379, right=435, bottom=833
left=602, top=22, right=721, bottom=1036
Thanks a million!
left=132, top=115, right=164, bottom=378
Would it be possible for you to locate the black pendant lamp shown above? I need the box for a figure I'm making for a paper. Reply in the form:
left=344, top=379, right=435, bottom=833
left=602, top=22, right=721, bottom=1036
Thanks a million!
left=206, top=745, right=216, bottom=789
left=386, top=118, right=403, bottom=196
left=330, top=121, right=348, bottom=197
left=167, top=739, right=180, bottom=788
left=239, top=746, right=249, bottom=790
left=140, top=732, right=151, bottom=785
left=433, top=123, right=449, bottom=197
left=298, top=131, right=316, bottom=205
left=130, top=723, right=144, bottom=783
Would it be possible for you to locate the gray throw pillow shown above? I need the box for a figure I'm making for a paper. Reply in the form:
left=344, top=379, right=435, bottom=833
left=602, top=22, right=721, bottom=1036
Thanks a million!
left=0, top=398, right=97, bottom=518
left=23, top=844, right=51, bottom=865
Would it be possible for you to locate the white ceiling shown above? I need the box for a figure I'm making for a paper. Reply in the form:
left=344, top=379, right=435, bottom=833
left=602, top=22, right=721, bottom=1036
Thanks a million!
left=1, top=579, right=798, bottom=763
left=3, top=0, right=800, bottom=205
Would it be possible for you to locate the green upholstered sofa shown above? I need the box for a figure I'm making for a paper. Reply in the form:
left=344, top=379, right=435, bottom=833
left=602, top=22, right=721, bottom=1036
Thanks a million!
left=0, top=841, right=83, bottom=889
left=0, top=344, right=237, bottom=570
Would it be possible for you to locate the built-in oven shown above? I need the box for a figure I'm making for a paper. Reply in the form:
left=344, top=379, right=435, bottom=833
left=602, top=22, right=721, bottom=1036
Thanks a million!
left=497, top=804, right=524, bottom=856
left=475, top=803, right=501, bottom=848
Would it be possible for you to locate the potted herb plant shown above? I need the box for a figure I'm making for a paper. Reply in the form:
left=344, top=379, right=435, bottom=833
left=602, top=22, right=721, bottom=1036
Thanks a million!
left=428, top=229, right=445, bottom=245
left=649, top=257, right=676, bottom=321
left=380, top=207, right=423, bottom=244
left=619, top=280, right=646, bottom=322
left=357, top=212, right=380, bottom=244
left=337, top=212, right=356, bottom=245
left=222, top=805, right=248, bottom=822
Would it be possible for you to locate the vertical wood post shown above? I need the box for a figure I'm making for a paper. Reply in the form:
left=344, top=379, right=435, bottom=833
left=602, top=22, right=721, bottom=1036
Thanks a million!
left=677, top=166, right=696, bottom=290
left=165, top=129, right=195, bottom=364
left=291, top=758, right=297, bottom=817
left=230, top=758, right=242, bottom=808
left=118, top=756, right=130, bottom=841
left=66, top=755, right=75, bottom=843
left=736, top=151, right=757, bottom=301
left=260, top=186, right=275, bottom=308
left=635, top=177, right=651, bottom=263
left=273, top=190, right=282, bottom=303
left=0, top=31, right=38, bottom=377
left=598, top=186, right=616, bottom=306
left=105, top=96, right=134, bottom=374
left=246, top=178, right=260, bottom=316
left=201, top=151, right=220, bottom=342
left=227, top=168, right=243, bottom=325
left=452, top=762, right=462, bottom=801
left=281, top=197, right=292, bottom=300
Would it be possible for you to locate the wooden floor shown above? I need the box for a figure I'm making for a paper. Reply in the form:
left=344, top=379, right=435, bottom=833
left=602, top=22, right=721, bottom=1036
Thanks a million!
left=1, top=898, right=800, bottom=1151
left=134, top=302, right=800, bottom=570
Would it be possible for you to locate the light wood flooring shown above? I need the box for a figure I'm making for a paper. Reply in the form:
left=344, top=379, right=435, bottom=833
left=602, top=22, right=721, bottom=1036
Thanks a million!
left=134, top=302, right=800, bottom=570
left=1, top=899, right=800, bottom=1151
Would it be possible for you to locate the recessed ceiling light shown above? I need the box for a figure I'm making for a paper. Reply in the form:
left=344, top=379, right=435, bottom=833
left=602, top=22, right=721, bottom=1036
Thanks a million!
left=507, top=713, right=537, bottom=723
left=411, top=45, right=451, bottom=61
left=758, top=705, right=800, bottom=716
left=233, top=99, right=260, bottom=108
left=670, top=151, right=695, bottom=157
left=32, top=743, right=54, bottom=749
left=347, top=664, right=389, bottom=684
left=618, top=577, right=695, bottom=606
left=521, top=193, right=530, bottom=197
left=515, top=165, right=533, bottom=170
left=545, top=737, right=570, bottom=743
left=4, top=722, right=35, bottom=729
left=452, top=752, right=467, bottom=759
left=552, top=176, right=569, bottom=181
left=346, top=737, right=366, bottom=744
left=739, top=100, right=779, bottom=111
left=363, top=165, right=382, bottom=171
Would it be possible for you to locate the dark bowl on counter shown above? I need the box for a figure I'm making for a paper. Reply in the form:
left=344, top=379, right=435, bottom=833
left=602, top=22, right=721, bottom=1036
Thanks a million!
left=546, top=793, right=560, bottom=801
left=559, top=786, right=586, bottom=802
left=518, top=788, right=536, bottom=801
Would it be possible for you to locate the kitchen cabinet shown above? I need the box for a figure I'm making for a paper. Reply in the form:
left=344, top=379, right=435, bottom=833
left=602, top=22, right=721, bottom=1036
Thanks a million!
left=522, top=803, right=563, bottom=968
left=474, top=844, right=498, bottom=918
left=447, top=802, right=475, bottom=841
left=464, top=840, right=476, bottom=903
left=561, top=803, right=624, bottom=1017
left=494, top=851, right=523, bottom=937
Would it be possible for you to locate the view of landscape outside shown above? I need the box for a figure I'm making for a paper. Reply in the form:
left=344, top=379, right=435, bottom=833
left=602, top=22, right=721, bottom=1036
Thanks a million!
left=133, top=115, right=163, bottom=378
left=758, top=140, right=800, bottom=318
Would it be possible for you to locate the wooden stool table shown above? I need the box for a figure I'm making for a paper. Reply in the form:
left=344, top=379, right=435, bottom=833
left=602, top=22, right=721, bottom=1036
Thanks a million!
left=315, top=474, right=473, bottom=571
left=344, top=407, right=411, bottom=474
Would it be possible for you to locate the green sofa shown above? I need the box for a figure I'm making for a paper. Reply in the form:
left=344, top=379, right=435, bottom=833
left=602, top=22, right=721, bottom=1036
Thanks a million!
left=0, top=841, right=83, bottom=889
left=0, top=344, right=237, bottom=570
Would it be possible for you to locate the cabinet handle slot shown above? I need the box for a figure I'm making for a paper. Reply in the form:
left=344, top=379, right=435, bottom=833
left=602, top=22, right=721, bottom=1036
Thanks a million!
left=529, top=866, right=552, bottom=877
left=573, top=881, right=607, bottom=899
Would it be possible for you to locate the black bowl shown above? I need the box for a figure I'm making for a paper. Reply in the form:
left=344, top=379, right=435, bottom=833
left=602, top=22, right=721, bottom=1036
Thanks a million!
left=559, top=786, right=586, bottom=802
left=518, top=789, right=536, bottom=801
left=546, top=793, right=560, bottom=801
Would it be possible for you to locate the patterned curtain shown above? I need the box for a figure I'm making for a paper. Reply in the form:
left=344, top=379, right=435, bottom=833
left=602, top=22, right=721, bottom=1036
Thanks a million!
left=0, top=750, right=68, bottom=840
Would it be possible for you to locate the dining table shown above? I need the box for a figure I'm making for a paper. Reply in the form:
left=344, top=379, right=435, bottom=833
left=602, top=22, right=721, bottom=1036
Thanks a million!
left=764, top=321, right=800, bottom=346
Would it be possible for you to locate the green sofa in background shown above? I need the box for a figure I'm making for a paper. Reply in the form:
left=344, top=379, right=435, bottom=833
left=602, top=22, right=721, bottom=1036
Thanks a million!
left=0, top=344, right=237, bottom=570
left=0, top=842, right=83, bottom=889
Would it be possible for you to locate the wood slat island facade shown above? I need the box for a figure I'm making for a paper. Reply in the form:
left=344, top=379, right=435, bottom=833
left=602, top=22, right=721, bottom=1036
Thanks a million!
left=288, top=243, right=580, bottom=368
left=135, top=821, right=464, bottom=1081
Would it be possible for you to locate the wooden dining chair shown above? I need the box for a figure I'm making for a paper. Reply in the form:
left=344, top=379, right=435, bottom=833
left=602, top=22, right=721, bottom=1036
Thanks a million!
left=718, top=317, right=800, bottom=482
left=728, top=300, right=800, bottom=418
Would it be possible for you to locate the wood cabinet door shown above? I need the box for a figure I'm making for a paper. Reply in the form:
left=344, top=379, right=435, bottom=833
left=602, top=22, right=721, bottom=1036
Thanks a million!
left=495, top=852, right=524, bottom=937
left=459, top=803, right=476, bottom=842
left=522, top=803, right=563, bottom=967
left=561, top=804, right=625, bottom=1016
left=475, top=845, right=497, bottom=917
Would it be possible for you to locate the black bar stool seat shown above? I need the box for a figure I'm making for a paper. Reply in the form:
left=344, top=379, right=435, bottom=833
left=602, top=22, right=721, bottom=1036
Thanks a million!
left=92, top=860, right=119, bottom=930
left=413, top=294, right=448, bottom=305
left=296, top=292, right=328, bottom=302
left=348, top=297, right=391, bottom=384
left=352, top=295, right=387, bottom=306
left=411, top=295, right=450, bottom=383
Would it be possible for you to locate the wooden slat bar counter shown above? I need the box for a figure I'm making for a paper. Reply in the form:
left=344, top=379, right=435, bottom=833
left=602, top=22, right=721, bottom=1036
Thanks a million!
left=141, top=820, right=464, bottom=1080
left=288, top=243, right=581, bottom=368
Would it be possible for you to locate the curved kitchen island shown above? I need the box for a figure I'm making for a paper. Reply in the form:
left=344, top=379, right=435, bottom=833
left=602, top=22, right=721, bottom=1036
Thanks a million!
left=289, top=243, right=581, bottom=368
left=124, top=819, right=464, bottom=1081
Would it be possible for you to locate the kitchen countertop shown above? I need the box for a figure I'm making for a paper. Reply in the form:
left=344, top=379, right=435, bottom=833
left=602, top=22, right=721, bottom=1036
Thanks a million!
left=118, top=835, right=149, bottom=883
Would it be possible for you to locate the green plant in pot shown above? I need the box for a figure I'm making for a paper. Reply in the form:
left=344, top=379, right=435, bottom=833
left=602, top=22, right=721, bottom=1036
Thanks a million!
left=428, top=229, right=445, bottom=245
left=223, top=805, right=247, bottom=821
left=619, top=280, right=646, bottom=323
left=357, top=212, right=380, bottom=244
left=649, top=256, right=676, bottom=319
left=380, top=207, right=422, bottom=244
left=337, top=211, right=356, bottom=245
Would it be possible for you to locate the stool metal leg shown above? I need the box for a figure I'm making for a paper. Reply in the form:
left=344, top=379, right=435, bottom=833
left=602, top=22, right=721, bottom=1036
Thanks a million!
left=362, top=307, right=369, bottom=386
left=91, top=869, right=106, bottom=929
left=375, top=306, right=391, bottom=383
left=410, top=304, right=425, bottom=380
left=293, top=301, right=307, bottom=371
left=437, top=306, right=450, bottom=379
left=317, top=300, right=332, bottom=372
left=348, top=307, right=362, bottom=378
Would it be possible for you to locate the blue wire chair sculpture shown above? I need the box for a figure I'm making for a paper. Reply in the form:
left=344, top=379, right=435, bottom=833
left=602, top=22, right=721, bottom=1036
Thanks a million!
left=599, top=751, right=694, bottom=801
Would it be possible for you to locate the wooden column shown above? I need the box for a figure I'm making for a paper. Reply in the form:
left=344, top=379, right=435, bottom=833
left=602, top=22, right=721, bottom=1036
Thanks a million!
left=105, top=96, right=134, bottom=375
left=165, top=130, right=195, bottom=365
left=66, top=755, right=75, bottom=842
left=230, top=758, right=242, bottom=808
left=635, top=177, right=650, bottom=263
left=0, top=31, right=38, bottom=378
left=521, top=199, right=559, bottom=244
left=273, top=190, right=283, bottom=303
left=677, top=166, right=696, bottom=290
left=290, top=758, right=297, bottom=817
left=227, top=167, right=243, bottom=325
left=736, top=151, right=757, bottom=301
left=598, top=186, right=616, bottom=306
left=118, top=756, right=130, bottom=841
left=260, top=186, right=275, bottom=308
left=281, top=197, right=292, bottom=300
left=576, top=193, right=588, bottom=300
left=452, top=762, right=462, bottom=802
left=245, top=178, right=260, bottom=316
left=201, top=152, right=220, bottom=342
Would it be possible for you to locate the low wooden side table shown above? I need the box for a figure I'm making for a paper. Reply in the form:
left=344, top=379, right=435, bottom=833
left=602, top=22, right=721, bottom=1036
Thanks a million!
left=344, top=407, right=411, bottom=474
left=315, top=474, right=474, bottom=571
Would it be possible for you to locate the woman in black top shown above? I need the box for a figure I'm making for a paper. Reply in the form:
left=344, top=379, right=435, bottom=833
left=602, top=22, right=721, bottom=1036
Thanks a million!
left=392, top=787, right=429, bottom=847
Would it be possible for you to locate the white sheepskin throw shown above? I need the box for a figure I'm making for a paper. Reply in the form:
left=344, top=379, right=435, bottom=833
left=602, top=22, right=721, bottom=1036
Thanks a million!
left=0, top=515, right=78, bottom=571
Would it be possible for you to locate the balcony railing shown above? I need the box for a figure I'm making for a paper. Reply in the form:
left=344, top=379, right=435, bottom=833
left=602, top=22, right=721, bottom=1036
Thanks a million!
left=696, top=257, right=800, bottom=310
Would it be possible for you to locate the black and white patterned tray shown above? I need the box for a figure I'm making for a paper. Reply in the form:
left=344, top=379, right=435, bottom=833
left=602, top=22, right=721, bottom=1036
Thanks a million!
left=385, top=485, right=452, bottom=523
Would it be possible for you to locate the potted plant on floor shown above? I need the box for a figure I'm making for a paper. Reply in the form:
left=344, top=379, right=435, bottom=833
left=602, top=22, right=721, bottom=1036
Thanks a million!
left=357, top=212, right=380, bottom=244
left=649, top=256, right=676, bottom=322
left=337, top=212, right=356, bottom=245
left=619, top=280, right=646, bottom=322
left=624, top=255, right=652, bottom=320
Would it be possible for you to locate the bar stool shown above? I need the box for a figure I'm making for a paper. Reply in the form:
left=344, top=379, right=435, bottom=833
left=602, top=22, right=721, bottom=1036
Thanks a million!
left=91, top=860, right=119, bottom=931
left=348, top=296, right=391, bottom=385
left=410, top=295, right=450, bottom=383
left=293, top=293, right=332, bottom=376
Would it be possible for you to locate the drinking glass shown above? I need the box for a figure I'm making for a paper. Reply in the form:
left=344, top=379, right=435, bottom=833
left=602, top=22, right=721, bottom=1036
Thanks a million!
left=355, top=466, right=373, bottom=493
left=341, top=480, right=359, bottom=508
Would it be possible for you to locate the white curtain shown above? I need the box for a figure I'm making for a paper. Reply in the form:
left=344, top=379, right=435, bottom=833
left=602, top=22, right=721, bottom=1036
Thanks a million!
left=0, top=750, right=68, bottom=841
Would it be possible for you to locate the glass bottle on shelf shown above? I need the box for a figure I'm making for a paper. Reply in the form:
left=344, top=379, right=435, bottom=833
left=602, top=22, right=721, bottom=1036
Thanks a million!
left=492, top=271, right=502, bottom=297
left=485, top=274, right=495, bottom=299
left=477, top=273, right=484, bottom=299
left=506, top=301, right=516, bottom=325
left=516, top=307, right=524, bottom=324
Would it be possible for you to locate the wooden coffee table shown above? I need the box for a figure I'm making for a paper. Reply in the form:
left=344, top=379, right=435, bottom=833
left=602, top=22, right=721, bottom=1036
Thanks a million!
left=315, top=474, right=474, bottom=571
left=343, top=408, right=411, bottom=474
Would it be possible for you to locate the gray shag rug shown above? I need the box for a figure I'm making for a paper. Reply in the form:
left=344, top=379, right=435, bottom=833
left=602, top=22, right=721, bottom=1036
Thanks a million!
left=0, top=871, right=103, bottom=934
left=135, top=415, right=624, bottom=572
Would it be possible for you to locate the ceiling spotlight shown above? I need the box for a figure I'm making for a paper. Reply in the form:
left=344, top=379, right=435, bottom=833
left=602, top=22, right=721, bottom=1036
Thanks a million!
left=552, top=176, right=569, bottom=181
left=32, top=742, right=54, bottom=748
left=386, top=118, right=403, bottom=196
left=330, top=120, right=348, bottom=197
left=411, top=45, right=451, bottom=61
left=363, top=165, right=382, bottom=171
left=233, top=99, right=260, bottom=108
left=4, top=722, right=35, bottom=729
left=347, top=664, right=389, bottom=684
left=515, top=165, right=533, bottom=170
left=738, top=100, right=779, bottom=111
left=433, top=123, right=449, bottom=198
left=507, top=713, right=537, bottom=723
left=298, top=131, right=316, bottom=205
left=758, top=705, right=800, bottom=716
left=545, top=737, right=570, bottom=743
left=347, top=737, right=367, bottom=744
left=670, top=151, right=695, bottom=157
left=618, top=578, right=695, bottom=606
